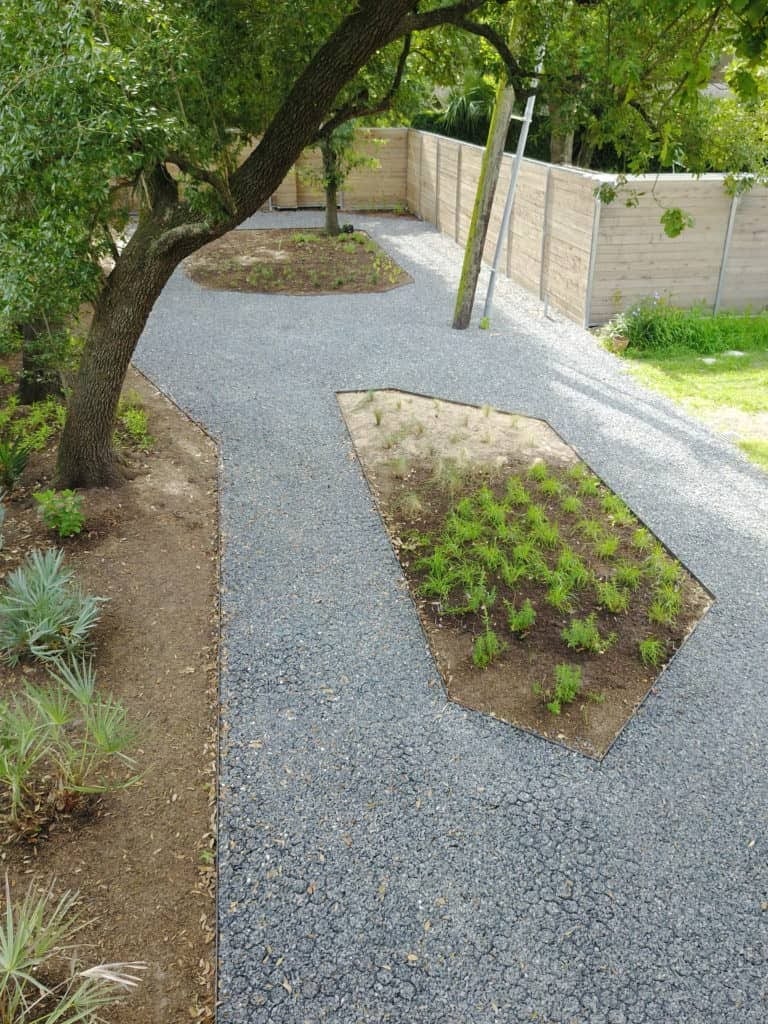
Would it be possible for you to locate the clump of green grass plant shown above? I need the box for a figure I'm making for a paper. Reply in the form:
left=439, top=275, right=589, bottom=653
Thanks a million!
left=638, top=636, right=665, bottom=667
left=505, top=598, right=536, bottom=637
left=0, top=440, right=29, bottom=491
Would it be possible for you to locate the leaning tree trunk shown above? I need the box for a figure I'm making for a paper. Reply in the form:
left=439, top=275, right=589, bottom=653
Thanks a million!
left=321, top=140, right=341, bottom=236
left=453, top=81, right=516, bottom=329
left=56, top=220, right=182, bottom=487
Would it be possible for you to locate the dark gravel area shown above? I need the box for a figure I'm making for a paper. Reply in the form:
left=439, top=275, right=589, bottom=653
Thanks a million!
left=136, top=212, right=768, bottom=1024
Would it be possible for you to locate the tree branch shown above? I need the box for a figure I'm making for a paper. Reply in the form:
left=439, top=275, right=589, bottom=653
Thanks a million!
left=315, top=34, right=413, bottom=141
left=164, top=151, right=235, bottom=215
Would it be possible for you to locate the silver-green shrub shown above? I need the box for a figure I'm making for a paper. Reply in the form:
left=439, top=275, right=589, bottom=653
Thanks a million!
left=0, top=548, right=105, bottom=664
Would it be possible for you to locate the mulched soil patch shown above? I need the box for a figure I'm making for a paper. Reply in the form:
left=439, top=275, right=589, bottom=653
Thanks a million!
left=184, top=227, right=412, bottom=295
left=0, top=364, right=218, bottom=1023
left=338, top=389, right=712, bottom=760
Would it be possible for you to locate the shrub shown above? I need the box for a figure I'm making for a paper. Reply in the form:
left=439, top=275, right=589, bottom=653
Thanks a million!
left=0, top=549, right=105, bottom=664
left=33, top=489, right=85, bottom=538
left=609, top=298, right=768, bottom=356
left=0, top=876, right=144, bottom=1022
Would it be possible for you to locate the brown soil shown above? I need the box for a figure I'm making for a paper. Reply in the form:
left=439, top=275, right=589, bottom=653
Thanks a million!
left=184, top=227, right=412, bottom=294
left=338, top=389, right=712, bottom=760
left=0, top=364, right=218, bottom=1022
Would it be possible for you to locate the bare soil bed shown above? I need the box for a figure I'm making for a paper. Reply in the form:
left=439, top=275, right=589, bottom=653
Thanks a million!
left=184, top=227, right=412, bottom=294
left=339, top=389, right=712, bottom=759
left=0, top=365, right=218, bottom=1022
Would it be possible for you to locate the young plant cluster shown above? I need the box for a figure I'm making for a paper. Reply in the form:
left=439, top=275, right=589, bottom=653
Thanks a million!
left=410, top=459, right=687, bottom=713
left=0, top=658, right=137, bottom=834
left=115, top=391, right=154, bottom=452
left=0, top=396, right=66, bottom=491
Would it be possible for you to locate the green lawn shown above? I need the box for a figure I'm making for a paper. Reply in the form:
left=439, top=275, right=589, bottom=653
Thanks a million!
left=625, top=349, right=768, bottom=471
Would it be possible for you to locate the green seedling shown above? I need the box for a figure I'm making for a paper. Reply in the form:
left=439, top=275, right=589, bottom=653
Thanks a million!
left=556, top=548, right=591, bottom=588
left=560, top=494, right=583, bottom=515
left=578, top=474, right=601, bottom=497
left=538, top=476, right=563, bottom=498
left=561, top=614, right=616, bottom=654
left=545, top=575, right=575, bottom=613
left=506, top=598, right=536, bottom=637
left=596, top=579, right=630, bottom=614
left=533, top=663, right=583, bottom=715
left=578, top=518, right=603, bottom=542
left=614, top=561, right=642, bottom=589
left=631, top=527, right=654, bottom=552
left=595, top=535, right=619, bottom=559
left=505, top=477, right=530, bottom=506
left=525, top=504, right=548, bottom=529
left=527, top=462, right=549, bottom=482
left=33, top=488, right=86, bottom=538
left=472, top=627, right=504, bottom=668
left=648, top=582, right=682, bottom=625
left=638, top=636, right=665, bottom=667
left=567, top=463, right=588, bottom=481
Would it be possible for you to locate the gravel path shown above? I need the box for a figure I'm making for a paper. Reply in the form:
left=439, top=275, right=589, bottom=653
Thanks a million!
left=136, top=212, right=768, bottom=1024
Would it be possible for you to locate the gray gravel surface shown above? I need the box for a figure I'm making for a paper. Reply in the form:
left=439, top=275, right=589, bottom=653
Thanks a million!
left=136, top=212, right=768, bottom=1024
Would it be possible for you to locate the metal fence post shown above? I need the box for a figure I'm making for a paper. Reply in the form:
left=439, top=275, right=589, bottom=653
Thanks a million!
left=714, top=194, right=740, bottom=314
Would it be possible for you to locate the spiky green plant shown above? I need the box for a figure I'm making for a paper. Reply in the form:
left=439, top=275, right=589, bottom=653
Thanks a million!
left=527, top=462, right=549, bottom=482
left=578, top=518, right=603, bottom=542
left=0, top=877, right=145, bottom=1023
left=538, top=476, right=563, bottom=498
left=0, top=549, right=105, bottom=665
left=578, top=474, right=601, bottom=497
left=648, top=583, right=682, bottom=625
left=0, top=440, right=29, bottom=491
left=545, top=574, right=575, bottom=613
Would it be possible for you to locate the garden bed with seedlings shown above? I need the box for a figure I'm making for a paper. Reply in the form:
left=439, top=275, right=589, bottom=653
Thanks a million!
left=339, top=390, right=712, bottom=759
left=184, top=227, right=412, bottom=294
left=0, top=353, right=218, bottom=1023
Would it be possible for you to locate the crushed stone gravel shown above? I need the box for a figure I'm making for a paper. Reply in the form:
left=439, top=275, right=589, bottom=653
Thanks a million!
left=136, top=211, right=768, bottom=1024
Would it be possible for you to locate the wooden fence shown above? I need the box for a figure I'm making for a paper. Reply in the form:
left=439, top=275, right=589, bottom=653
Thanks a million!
left=270, top=127, right=768, bottom=326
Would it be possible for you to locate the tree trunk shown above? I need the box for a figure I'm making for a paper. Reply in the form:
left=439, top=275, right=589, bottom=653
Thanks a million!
left=56, top=219, right=181, bottom=487
left=453, top=82, right=516, bottom=330
left=321, top=141, right=341, bottom=236
left=550, top=129, right=574, bottom=165
left=17, top=320, right=64, bottom=404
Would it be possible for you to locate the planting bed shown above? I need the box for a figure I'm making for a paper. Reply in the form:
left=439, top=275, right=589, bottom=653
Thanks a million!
left=184, top=227, right=411, bottom=295
left=0, top=366, right=217, bottom=1022
left=339, top=389, right=712, bottom=759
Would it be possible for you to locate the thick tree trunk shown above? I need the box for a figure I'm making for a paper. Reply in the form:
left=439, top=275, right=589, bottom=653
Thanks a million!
left=56, top=219, right=181, bottom=487
left=453, top=82, right=516, bottom=330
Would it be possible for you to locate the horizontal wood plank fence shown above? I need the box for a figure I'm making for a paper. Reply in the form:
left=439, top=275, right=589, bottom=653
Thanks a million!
left=270, top=128, right=768, bottom=326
